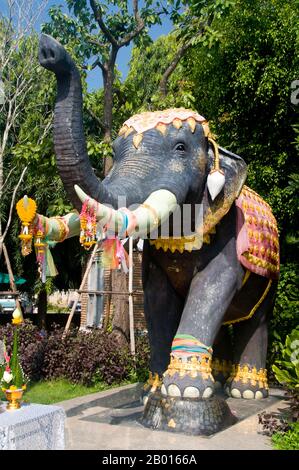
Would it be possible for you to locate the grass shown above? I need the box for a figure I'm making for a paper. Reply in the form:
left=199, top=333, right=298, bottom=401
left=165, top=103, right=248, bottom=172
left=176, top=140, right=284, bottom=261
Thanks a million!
left=272, top=423, right=299, bottom=450
left=0, top=379, right=114, bottom=405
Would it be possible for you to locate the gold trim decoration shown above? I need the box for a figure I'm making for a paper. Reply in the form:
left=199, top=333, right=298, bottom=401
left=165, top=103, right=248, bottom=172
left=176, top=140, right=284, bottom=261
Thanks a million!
left=211, top=358, right=232, bottom=378
left=228, top=364, right=268, bottom=389
left=187, top=117, right=196, bottom=133
left=143, top=372, right=162, bottom=392
left=164, top=354, right=213, bottom=381
left=149, top=233, right=209, bottom=254
left=53, top=216, right=69, bottom=242
left=133, top=133, right=143, bottom=149
left=118, top=124, right=128, bottom=136
left=124, top=126, right=134, bottom=138
left=150, top=233, right=212, bottom=253
left=168, top=419, right=176, bottom=428
left=202, top=121, right=223, bottom=175
left=242, top=269, right=251, bottom=287
left=172, top=118, right=182, bottom=129
left=156, top=123, right=167, bottom=135
left=223, top=279, right=272, bottom=325
left=140, top=203, right=159, bottom=227
left=243, top=253, right=278, bottom=274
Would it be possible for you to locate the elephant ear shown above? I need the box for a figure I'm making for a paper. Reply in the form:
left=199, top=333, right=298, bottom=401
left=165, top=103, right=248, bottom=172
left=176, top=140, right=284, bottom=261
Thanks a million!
left=199, top=145, right=247, bottom=237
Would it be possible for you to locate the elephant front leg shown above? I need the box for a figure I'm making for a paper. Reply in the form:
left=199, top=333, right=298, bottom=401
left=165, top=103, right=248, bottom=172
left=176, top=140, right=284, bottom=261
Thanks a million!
left=143, top=244, right=242, bottom=434
left=162, top=243, right=243, bottom=401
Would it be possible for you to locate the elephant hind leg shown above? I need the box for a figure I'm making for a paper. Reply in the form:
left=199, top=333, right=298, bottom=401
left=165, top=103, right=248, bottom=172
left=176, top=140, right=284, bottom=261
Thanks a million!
left=225, top=283, right=276, bottom=400
left=212, top=326, right=233, bottom=391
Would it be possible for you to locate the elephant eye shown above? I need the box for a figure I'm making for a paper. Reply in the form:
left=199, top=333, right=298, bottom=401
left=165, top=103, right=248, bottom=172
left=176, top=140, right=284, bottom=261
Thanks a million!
left=175, top=143, right=186, bottom=152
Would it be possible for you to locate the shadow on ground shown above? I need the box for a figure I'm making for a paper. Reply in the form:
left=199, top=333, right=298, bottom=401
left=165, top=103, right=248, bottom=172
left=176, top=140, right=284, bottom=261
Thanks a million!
left=64, top=384, right=284, bottom=437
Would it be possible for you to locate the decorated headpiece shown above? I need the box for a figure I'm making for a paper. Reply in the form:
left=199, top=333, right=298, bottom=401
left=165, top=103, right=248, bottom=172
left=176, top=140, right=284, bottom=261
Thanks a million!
left=119, top=108, right=225, bottom=200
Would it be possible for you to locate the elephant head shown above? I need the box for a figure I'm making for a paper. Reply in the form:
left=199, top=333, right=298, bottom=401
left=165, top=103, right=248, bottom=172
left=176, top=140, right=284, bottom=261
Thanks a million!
left=38, top=34, right=247, bottom=241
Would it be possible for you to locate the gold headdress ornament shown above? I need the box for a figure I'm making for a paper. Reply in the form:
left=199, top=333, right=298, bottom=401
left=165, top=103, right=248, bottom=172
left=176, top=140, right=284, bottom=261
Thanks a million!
left=119, top=108, right=225, bottom=200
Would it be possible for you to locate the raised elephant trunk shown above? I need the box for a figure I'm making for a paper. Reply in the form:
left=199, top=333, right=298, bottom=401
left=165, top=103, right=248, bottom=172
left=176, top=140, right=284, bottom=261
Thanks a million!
left=38, top=34, right=112, bottom=211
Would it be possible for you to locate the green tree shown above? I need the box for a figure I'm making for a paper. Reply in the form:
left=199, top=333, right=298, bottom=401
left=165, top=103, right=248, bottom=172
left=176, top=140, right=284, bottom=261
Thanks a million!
left=185, top=0, right=298, bottom=261
left=118, top=33, right=196, bottom=115
left=158, top=0, right=236, bottom=97
left=0, top=25, right=91, bottom=313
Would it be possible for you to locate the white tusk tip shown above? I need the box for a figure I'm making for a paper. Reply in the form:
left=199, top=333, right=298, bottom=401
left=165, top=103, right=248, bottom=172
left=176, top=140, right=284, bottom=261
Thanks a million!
left=207, top=170, right=225, bottom=201
left=74, top=185, right=88, bottom=203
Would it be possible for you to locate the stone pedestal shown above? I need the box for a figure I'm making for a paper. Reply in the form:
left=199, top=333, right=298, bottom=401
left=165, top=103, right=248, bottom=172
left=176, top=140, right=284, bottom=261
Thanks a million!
left=141, top=392, right=237, bottom=436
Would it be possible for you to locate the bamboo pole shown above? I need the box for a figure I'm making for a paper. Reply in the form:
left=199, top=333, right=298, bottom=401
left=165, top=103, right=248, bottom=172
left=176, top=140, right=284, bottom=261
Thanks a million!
left=2, top=242, right=22, bottom=315
left=103, top=270, right=112, bottom=332
left=78, top=289, right=143, bottom=296
left=128, top=237, right=135, bottom=356
left=63, top=242, right=99, bottom=335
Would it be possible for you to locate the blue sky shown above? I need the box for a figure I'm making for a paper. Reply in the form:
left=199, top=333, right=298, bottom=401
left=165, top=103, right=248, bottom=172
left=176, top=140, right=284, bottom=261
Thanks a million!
left=33, top=0, right=173, bottom=91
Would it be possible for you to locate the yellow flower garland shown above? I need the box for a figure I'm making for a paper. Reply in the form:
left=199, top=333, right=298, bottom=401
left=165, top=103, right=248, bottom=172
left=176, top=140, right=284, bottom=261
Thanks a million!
left=16, top=197, right=37, bottom=223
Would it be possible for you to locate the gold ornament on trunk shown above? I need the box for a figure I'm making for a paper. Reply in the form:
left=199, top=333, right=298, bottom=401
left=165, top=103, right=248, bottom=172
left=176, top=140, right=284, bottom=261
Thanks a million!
left=16, top=196, right=37, bottom=256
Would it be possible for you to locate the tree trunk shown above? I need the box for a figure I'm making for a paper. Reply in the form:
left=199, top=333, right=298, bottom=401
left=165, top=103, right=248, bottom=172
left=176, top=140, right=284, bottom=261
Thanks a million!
left=37, top=289, right=47, bottom=330
left=102, top=53, right=129, bottom=347
left=159, top=42, right=191, bottom=97
left=102, top=63, right=114, bottom=174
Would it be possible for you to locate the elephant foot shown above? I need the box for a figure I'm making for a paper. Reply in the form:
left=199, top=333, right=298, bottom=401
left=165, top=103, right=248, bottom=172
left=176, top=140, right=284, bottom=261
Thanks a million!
left=141, top=372, right=162, bottom=406
left=161, top=354, right=215, bottom=399
left=141, top=391, right=237, bottom=436
left=225, top=364, right=269, bottom=399
left=212, top=358, right=233, bottom=391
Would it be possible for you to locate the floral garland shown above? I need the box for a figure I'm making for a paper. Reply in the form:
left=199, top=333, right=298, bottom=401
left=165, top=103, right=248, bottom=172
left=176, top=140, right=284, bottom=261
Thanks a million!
left=79, top=199, right=97, bottom=249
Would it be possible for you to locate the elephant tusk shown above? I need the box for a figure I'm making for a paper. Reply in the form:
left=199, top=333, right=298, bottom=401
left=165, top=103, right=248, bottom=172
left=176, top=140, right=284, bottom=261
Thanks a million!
left=132, top=190, right=178, bottom=237
left=74, top=185, right=178, bottom=238
left=74, top=184, right=122, bottom=229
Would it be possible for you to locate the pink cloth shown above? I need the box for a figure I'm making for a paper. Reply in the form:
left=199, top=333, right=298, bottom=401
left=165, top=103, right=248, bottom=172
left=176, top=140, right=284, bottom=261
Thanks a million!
left=236, top=187, right=280, bottom=280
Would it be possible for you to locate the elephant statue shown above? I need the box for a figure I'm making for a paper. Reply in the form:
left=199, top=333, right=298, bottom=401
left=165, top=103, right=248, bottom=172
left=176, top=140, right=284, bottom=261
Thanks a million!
left=34, top=35, right=279, bottom=435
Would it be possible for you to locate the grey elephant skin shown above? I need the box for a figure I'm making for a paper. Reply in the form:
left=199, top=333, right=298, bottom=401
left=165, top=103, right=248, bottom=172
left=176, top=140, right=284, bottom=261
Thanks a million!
left=38, top=34, right=278, bottom=435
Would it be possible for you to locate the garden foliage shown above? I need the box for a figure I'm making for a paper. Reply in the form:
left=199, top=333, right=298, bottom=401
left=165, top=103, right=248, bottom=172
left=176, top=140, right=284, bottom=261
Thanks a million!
left=0, top=321, right=149, bottom=386
left=259, top=329, right=299, bottom=449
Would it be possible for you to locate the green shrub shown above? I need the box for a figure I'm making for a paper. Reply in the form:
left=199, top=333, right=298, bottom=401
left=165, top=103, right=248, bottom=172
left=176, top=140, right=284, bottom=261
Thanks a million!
left=272, top=422, right=299, bottom=450
left=0, top=321, right=150, bottom=388
left=268, top=263, right=299, bottom=372
left=259, top=329, right=299, bottom=443
left=272, top=328, right=299, bottom=423
left=272, top=328, right=299, bottom=392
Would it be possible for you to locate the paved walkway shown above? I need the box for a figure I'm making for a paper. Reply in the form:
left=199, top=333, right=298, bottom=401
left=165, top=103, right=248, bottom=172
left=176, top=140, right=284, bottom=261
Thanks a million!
left=57, top=384, right=286, bottom=450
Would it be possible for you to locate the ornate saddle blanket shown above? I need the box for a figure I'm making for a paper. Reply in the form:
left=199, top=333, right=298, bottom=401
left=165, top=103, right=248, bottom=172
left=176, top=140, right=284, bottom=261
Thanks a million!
left=236, top=186, right=279, bottom=280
